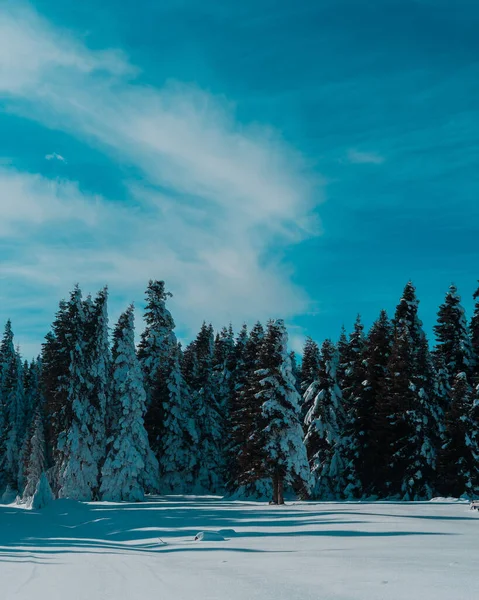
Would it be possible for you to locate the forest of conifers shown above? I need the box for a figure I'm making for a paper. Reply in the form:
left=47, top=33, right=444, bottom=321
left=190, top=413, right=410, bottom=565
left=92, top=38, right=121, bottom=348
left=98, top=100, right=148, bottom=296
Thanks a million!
left=1, top=279, right=478, bottom=505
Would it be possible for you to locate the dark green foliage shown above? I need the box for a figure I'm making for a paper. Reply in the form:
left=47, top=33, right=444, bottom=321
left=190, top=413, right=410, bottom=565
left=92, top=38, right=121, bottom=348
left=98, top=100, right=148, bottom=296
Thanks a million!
left=437, top=373, right=479, bottom=498
left=226, top=322, right=266, bottom=495
left=434, top=284, right=475, bottom=387
left=361, top=310, right=392, bottom=495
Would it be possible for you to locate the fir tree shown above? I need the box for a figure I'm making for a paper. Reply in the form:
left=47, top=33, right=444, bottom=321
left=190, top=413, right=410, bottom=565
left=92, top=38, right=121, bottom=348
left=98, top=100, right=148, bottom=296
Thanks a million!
left=29, top=472, right=54, bottom=510
left=213, top=325, right=237, bottom=436
left=375, top=283, right=437, bottom=499
left=138, top=281, right=198, bottom=492
left=83, top=288, right=110, bottom=495
left=185, top=322, right=224, bottom=492
left=470, top=282, right=479, bottom=384
left=340, top=316, right=367, bottom=498
left=100, top=306, right=159, bottom=501
left=336, top=326, right=349, bottom=388
left=257, top=319, right=310, bottom=503
left=0, top=322, right=25, bottom=491
left=138, top=280, right=176, bottom=401
left=300, top=337, right=320, bottom=394
left=18, top=359, right=43, bottom=493
left=434, top=284, right=475, bottom=387
left=361, top=310, right=392, bottom=495
left=157, top=342, right=198, bottom=491
left=304, top=339, right=347, bottom=499
left=226, top=323, right=270, bottom=497
left=23, top=409, right=47, bottom=499
left=437, top=373, right=479, bottom=498
left=41, top=298, right=73, bottom=473
left=56, top=286, right=98, bottom=501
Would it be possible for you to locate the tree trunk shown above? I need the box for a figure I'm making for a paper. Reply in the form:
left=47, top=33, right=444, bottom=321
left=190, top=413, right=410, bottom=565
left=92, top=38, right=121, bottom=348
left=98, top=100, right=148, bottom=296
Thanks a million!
left=271, top=471, right=279, bottom=504
left=277, top=475, right=285, bottom=505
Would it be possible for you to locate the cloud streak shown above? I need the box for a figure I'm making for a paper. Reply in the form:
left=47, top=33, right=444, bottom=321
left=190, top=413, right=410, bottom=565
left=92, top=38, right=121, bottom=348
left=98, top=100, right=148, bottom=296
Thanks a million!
left=45, top=152, right=66, bottom=162
left=0, top=3, right=321, bottom=353
left=346, top=149, right=385, bottom=165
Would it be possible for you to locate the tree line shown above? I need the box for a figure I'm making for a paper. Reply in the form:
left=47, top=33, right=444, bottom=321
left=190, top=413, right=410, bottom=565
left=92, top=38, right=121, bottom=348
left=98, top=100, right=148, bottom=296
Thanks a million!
left=0, top=279, right=478, bottom=504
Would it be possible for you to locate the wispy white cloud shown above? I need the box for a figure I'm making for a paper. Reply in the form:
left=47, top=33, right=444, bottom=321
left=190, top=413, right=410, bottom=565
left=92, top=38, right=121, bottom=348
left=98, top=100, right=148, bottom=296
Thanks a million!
left=0, top=3, right=322, bottom=354
left=45, top=152, right=66, bottom=163
left=346, top=148, right=385, bottom=165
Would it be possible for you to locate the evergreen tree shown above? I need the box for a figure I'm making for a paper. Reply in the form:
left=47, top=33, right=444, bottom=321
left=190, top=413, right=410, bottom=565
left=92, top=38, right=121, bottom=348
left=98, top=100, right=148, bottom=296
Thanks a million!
left=185, top=322, right=224, bottom=492
left=300, top=337, right=320, bottom=394
left=375, top=283, right=437, bottom=499
left=226, top=323, right=270, bottom=497
left=83, top=288, right=110, bottom=495
left=470, top=282, right=479, bottom=384
left=18, top=359, right=43, bottom=493
left=434, top=284, right=475, bottom=386
left=100, top=306, right=159, bottom=501
left=138, top=280, right=176, bottom=402
left=23, top=408, right=47, bottom=499
left=257, top=319, right=310, bottom=503
left=340, top=316, right=367, bottom=498
left=300, top=336, right=321, bottom=426
left=336, top=326, right=349, bottom=389
left=0, top=322, right=25, bottom=491
left=157, top=342, right=198, bottom=491
left=56, top=287, right=98, bottom=501
left=138, top=281, right=197, bottom=492
left=29, top=472, right=54, bottom=510
left=213, top=325, right=237, bottom=438
left=41, top=299, right=73, bottom=473
left=433, top=352, right=452, bottom=415
left=437, top=373, right=479, bottom=498
left=304, top=339, right=347, bottom=499
left=289, top=351, right=301, bottom=394
left=361, top=310, right=392, bottom=495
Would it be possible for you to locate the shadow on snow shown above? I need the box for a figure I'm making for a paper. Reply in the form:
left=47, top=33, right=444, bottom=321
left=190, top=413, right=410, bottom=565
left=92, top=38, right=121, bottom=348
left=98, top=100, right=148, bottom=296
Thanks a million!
left=0, top=496, right=456, bottom=563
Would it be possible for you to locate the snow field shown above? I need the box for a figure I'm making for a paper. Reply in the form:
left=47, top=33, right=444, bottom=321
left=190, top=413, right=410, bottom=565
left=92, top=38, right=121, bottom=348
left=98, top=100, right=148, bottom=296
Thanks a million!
left=1, top=496, right=478, bottom=600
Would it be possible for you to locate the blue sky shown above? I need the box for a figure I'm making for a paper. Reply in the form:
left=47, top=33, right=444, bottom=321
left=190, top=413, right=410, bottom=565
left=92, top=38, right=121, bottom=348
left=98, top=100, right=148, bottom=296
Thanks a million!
left=1, top=0, right=479, bottom=357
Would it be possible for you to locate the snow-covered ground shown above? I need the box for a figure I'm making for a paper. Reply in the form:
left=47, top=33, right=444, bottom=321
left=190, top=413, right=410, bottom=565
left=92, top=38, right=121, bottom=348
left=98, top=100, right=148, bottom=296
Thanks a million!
left=1, top=496, right=478, bottom=600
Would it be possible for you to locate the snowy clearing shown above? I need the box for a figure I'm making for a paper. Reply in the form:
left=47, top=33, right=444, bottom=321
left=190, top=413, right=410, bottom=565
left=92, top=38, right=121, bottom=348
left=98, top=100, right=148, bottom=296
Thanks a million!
left=1, top=496, right=478, bottom=600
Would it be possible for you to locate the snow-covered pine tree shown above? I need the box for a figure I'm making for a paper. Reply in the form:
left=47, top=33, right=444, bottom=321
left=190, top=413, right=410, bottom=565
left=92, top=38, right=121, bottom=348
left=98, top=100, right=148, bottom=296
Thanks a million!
left=375, top=283, right=437, bottom=500
left=360, top=310, right=392, bottom=496
left=226, top=323, right=271, bottom=497
left=0, top=322, right=25, bottom=492
left=185, top=322, right=224, bottom=492
left=304, top=339, right=347, bottom=499
left=300, top=337, right=320, bottom=394
left=138, top=280, right=177, bottom=454
left=213, top=325, right=236, bottom=406
left=156, top=341, right=198, bottom=492
left=470, top=282, right=479, bottom=385
left=340, top=316, right=367, bottom=498
left=437, top=372, right=479, bottom=498
left=138, top=280, right=176, bottom=396
left=434, top=284, right=475, bottom=387
left=411, top=333, right=444, bottom=496
left=137, top=281, right=197, bottom=492
left=289, top=351, right=302, bottom=395
left=83, top=288, right=110, bottom=496
left=18, top=359, right=43, bottom=493
left=100, top=305, right=159, bottom=501
left=433, top=352, right=452, bottom=414
left=300, top=337, right=321, bottom=428
left=256, top=319, right=310, bottom=504
left=30, top=472, right=54, bottom=510
left=23, top=408, right=47, bottom=499
left=336, top=326, right=349, bottom=389
left=41, top=298, right=72, bottom=474
left=56, top=286, right=98, bottom=501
